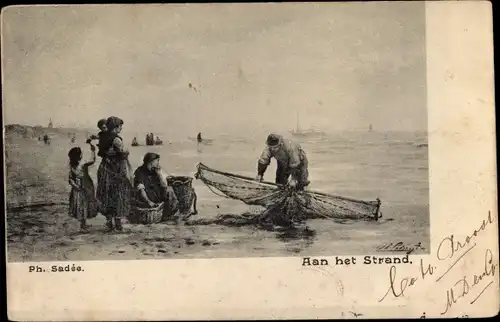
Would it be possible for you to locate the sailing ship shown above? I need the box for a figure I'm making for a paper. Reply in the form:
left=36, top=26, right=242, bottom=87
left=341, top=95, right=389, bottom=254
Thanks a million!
left=290, top=112, right=325, bottom=137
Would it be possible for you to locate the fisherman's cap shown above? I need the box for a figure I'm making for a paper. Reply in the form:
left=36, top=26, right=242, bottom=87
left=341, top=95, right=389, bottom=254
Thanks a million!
left=266, top=134, right=281, bottom=147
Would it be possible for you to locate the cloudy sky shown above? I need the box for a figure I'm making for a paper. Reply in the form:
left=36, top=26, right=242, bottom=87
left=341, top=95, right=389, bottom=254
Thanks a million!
left=2, top=2, right=426, bottom=138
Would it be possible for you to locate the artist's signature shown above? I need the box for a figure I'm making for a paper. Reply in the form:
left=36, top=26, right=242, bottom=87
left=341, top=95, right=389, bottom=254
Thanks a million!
left=376, top=242, right=424, bottom=255
left=378, top=211, right=496, bottom=316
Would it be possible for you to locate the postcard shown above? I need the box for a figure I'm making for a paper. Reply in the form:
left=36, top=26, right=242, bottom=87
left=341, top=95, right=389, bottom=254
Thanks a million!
left=3, top=1, right=498, bottom=320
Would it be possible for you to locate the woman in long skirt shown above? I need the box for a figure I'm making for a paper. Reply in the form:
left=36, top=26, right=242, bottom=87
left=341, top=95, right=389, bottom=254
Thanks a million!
left=96, top=116, right=133, bottom=232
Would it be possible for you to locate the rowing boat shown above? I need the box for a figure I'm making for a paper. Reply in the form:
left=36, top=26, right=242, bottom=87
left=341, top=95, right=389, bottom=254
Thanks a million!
left=188, top=137, right=213, bottom=144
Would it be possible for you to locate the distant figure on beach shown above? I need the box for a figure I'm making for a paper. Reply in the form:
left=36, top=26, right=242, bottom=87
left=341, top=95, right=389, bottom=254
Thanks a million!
left=197, top=132, right=202, bottom=143
left=43, top=134, right=50, bottom=145
left=145, top=133, right=155, bottom=146
left=131, top=137, right=139, bottom=146
left=70, top=134, right=76, bottom=143
left=67, top=144, right=100, bottom=232
left=133, top=152, right=179, bottom=220
left=256, top=133, right=310, bottom=190
left=96, top=116, right=132, bottom=232
left=86, top=119, right=108, bottom=157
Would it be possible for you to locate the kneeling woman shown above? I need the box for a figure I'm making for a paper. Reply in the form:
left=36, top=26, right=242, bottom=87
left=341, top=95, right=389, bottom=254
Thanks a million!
left=133, top=153, right=178, bottom=220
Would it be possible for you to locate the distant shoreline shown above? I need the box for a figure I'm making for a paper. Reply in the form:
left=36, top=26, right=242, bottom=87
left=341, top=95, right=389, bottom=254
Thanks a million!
left=4, top=123, right=429, bottom=142
left=5, top=124, right=92, bottom=139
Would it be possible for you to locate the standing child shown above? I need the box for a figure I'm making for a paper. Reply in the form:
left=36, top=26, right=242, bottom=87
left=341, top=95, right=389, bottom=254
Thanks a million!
left=68, top=144, right=99, bottom=232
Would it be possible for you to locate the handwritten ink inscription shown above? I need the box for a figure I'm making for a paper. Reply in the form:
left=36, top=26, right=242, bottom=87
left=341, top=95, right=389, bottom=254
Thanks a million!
left=378, top=258, right=436, bottom=302
left=378, top=211, right=496, bottom=317
left=441, top=249, right=496, bottom=315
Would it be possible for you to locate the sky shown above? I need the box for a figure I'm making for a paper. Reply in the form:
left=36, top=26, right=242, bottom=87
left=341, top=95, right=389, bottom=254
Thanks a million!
left=2, top=3, right=427, bottom=139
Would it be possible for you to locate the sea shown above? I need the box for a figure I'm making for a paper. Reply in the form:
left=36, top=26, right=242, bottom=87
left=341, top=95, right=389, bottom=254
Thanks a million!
left=122, top=130, right=429, bottom=210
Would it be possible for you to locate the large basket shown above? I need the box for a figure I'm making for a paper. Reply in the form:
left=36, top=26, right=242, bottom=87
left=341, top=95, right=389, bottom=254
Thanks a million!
left=167, top=176, right=194, bottom=214
left=128, top=202, right=164, bottom=224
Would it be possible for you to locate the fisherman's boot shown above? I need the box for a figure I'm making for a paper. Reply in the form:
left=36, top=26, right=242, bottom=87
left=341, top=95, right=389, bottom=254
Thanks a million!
left=191, top=191, right=198, bottom=215
left=105, top=217, right=114, bottom=232
left=80, top=220, right=88, bottom=233
left=114, top=217, right=123, bottom=232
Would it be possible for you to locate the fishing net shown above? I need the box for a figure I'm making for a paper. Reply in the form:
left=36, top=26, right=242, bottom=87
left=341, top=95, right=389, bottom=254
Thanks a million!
left=195, top=163, right=381, bottom=223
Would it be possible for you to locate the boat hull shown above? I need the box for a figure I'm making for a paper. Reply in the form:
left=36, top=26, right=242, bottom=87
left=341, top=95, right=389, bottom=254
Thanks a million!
left=188, top=137, right=213, bottom=144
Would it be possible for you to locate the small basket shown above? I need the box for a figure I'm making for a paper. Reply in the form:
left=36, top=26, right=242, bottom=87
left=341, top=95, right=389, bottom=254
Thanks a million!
left=167, top=176, right=194, bottom=214
left=128, top=202, right=164, bottom=224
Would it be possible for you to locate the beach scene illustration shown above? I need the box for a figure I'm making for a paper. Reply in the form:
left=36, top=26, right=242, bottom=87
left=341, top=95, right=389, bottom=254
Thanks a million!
left=3, top=3, right=429, bottom=262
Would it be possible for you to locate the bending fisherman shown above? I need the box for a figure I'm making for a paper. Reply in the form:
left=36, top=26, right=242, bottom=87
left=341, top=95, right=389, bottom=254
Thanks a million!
left=255, top=134, right=310, bottom=190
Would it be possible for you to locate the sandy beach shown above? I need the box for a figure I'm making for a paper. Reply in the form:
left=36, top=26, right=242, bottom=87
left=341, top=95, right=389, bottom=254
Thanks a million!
left=5, top=126, right=430, bottom=262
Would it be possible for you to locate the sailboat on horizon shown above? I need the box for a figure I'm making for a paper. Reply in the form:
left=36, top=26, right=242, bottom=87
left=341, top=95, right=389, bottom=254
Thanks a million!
left=290, top=111, right=325, bottom=137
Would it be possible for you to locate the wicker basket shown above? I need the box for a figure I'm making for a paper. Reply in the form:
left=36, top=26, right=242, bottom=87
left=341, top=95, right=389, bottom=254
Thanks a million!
left=128, top=202, right=164, bottom=224
left=167, top=176, right=194, bottom=214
